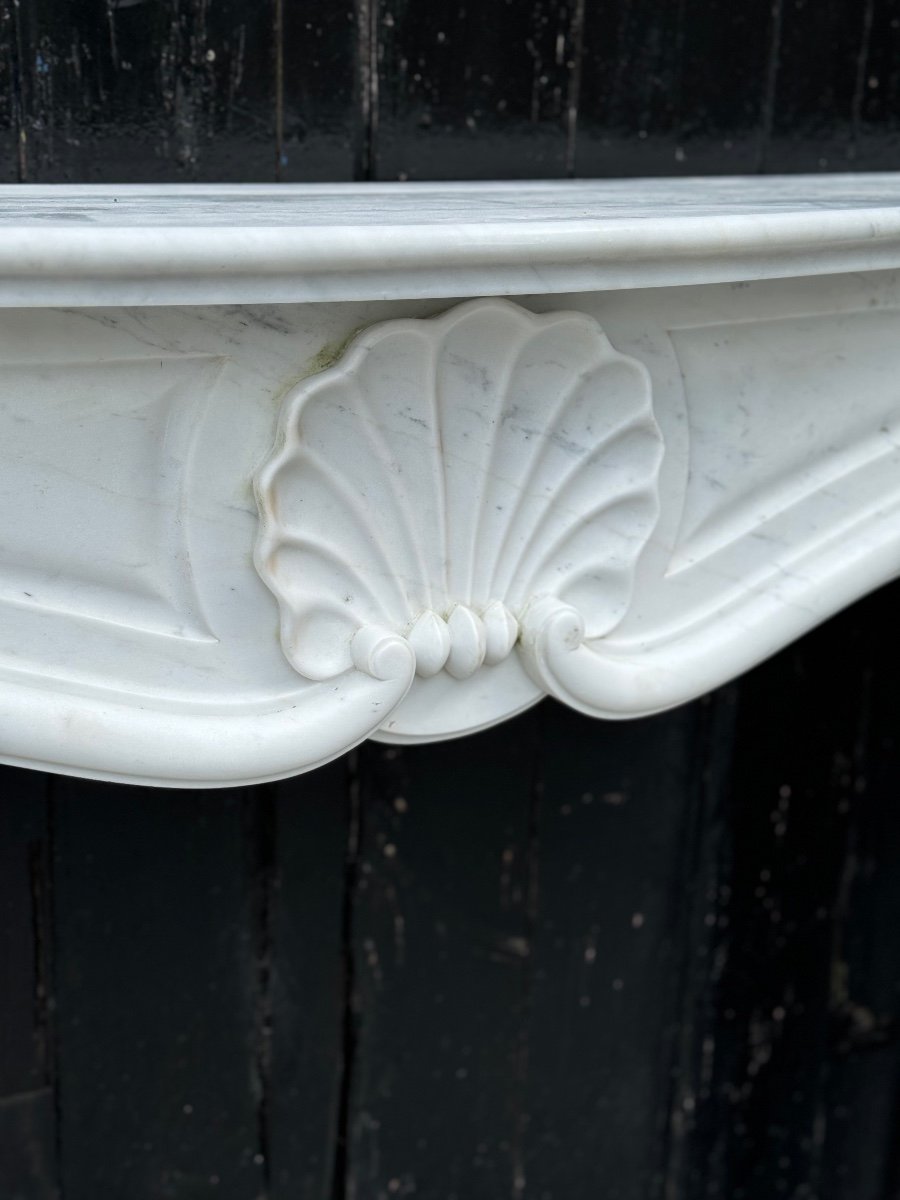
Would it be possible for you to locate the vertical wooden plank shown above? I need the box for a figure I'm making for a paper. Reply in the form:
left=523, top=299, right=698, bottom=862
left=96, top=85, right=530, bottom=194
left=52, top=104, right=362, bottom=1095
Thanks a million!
left=51, top=779, right=266, bottom=1200
left=0, top=767, right=59, bottom=1200
left=577, top=0, right=774, bottom=176
left=7, top=0, right=355, bottom=182
left=10, top=0, right=359, bottom=183
left=344, top=715, right=540, bottom=1197
left=715, top=619, right=861, bottom=1200
left=0, top=0, right=27, bottom=180
left=520, top=693, right=736, bottom=1200
left=14, top=0, right=166, bottom=181
left=193, top=0, right=278, bottom=180
left=266, top=761, right=350, bottom=1200
left=818, top=735, right=900, bottom=1200
left=688, top=579, right=900, bottom=1200
left=808, top=577, right=900, bottom=1200
left=279, top=2, right=356, bottom=181
left=755, top=0, right=783, bottom=172
left=759, top=0, right=872, bottom=172
left=352, top=0, right=377, bottom=180
left=372, top=0, right=582, bottom=180
left=850, top=0, right=900, bottom=170
left=577, top=0, right=900, bottom=178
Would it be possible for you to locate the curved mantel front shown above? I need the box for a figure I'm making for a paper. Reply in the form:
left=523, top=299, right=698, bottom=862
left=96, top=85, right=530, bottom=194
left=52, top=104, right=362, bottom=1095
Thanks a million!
left=0, top=177, right=898, bottom=786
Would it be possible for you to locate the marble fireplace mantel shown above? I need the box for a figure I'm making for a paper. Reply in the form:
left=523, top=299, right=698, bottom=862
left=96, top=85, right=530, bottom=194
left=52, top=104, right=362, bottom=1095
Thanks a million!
left=1, top=176, right=899, bottom=787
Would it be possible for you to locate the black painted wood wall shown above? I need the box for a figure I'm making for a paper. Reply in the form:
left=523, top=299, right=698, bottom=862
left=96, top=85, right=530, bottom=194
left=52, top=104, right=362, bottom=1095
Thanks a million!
left=2, top=1, right=900, bottom=1198
left=3, top=0, right=900, bottom=183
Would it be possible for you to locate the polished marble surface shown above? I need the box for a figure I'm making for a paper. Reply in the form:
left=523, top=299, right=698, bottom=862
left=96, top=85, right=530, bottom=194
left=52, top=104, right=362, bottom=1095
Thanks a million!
left=0, top=179, right=898, bottom=785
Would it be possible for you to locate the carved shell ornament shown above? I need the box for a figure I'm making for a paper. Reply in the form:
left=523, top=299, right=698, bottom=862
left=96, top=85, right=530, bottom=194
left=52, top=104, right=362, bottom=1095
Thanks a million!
left=254, top=298, right=664, bottom=741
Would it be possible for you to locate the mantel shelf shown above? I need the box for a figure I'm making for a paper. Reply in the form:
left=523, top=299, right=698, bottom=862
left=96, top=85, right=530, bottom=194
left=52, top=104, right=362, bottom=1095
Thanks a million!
left=5, top=175, right=900, bottom=304
left=1, top=176, right=898, bottom=786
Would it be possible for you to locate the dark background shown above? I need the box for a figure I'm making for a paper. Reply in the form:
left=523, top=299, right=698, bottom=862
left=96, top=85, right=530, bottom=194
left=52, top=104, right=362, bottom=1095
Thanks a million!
left=3, top=0, right=900, bottom=183
left=2, top=1, right=900, bottom=1198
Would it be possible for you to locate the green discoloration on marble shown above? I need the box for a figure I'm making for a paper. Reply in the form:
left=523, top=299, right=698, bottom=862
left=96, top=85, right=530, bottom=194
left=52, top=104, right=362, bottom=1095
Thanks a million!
left=302, top=325, right=367, bottom=379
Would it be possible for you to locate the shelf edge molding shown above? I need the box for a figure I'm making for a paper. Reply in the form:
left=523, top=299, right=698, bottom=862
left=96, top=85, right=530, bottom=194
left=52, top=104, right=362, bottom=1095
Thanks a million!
left=0, top=178, right=898, bottom=786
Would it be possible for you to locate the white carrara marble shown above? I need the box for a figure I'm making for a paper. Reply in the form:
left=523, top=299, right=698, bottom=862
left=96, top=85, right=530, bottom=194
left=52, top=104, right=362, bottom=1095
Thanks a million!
left=0, top=179, right=898, bottom=785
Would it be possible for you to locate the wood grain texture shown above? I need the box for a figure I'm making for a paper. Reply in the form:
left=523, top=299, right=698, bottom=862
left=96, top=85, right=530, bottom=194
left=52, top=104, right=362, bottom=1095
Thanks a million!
left=761, top=0, right=875, bottom=172
left=278, top=2, right=355, bottom=181
left=339, top=695, right=739, bottom=1200
left=369, top=0, right=581, bottom=180
left=577, top=0, right=776, bottom=176
left=2, top=0, right=900, bottom=181
left=49, top=782, right=265, bottom=1200
left=2, top=2, right=900, bottom=1197
left=0, top=769, right=58, bottom=1200
left=343, top=719, right=541, bottom=1198
left=2, top=580, right=900, bottom=1198
left=0, top=0, right=356, bottom=182
left=266, top=766, right=349, bottom=1199
left=521, top=696, right=737, bottom=1200
left=681, top=580, right=900, bottom=1200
